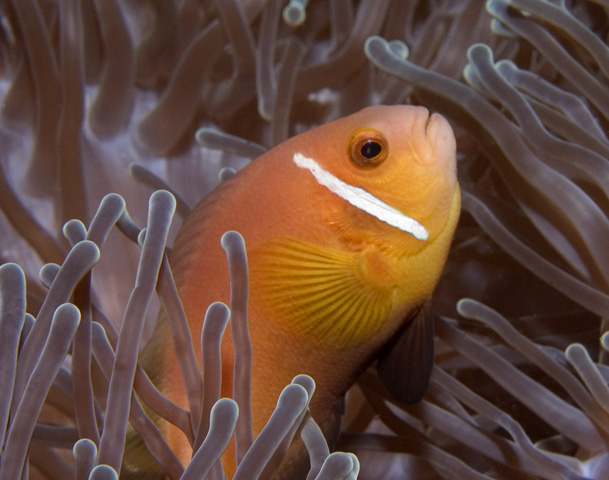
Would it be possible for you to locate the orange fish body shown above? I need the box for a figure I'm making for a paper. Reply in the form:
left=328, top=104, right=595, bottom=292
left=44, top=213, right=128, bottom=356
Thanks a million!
left=141, top=105, right=460, bottom=478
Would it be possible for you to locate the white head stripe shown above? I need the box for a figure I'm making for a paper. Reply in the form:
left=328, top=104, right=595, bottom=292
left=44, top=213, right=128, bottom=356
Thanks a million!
left=293, top=152, right=428, bottom=241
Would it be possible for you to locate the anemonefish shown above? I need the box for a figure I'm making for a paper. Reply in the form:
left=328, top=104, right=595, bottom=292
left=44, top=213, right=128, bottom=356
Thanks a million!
left=131, top=105, right=460, bottom=478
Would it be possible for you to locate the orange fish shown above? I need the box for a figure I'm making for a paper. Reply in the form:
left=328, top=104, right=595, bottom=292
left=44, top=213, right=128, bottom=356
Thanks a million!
left=134, top=105, right=460, bottom=478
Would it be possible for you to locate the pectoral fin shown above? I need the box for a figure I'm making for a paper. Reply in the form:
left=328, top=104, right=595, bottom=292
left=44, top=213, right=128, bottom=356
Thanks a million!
left=251, top=237, right=393, bottom=348
left=376, top=301, right=434, bottom=405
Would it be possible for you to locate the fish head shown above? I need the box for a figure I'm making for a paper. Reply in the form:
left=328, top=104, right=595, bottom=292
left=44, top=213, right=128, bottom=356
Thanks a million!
left=289, top=104, right=460, bottom=252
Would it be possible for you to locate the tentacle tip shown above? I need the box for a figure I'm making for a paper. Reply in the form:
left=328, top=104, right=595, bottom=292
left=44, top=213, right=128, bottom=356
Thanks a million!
left=102, top=192, right=127, bottom=211
left=466, top=43, right=494, bottom=64
left=128, top=163, right=142, bottom=176
left=207, top=301, right=230, bottom=317
left=150, top=189, right=177, bottom=212
left=219, top=167, right=236, bottom=183
left=194, top=127, right=210, bottom=146
left=63, top=219, right=87, bottom=244
left=220, top=230, right=246, bottom=251
left=364, top=35, right=386, bottom=56
left=212, top=397, right=239, bottom=415
left=73, top=437, right=98, bottom=457
left=278, top=383, right=309, bottom=411
left=455, top=297, right=475, bottom=316
left=291, top=374, right=315, bottom=399
left=76, top=239, right=102, bottom=260
left=55, top=302, right=81, bottom=320
left=0, top=262, right=25, bottom=281
left=88, top=464, right=119, bottom=480
left=282, top=5, right=306, bottom=27
left=387, top=40, right=409, bottom=60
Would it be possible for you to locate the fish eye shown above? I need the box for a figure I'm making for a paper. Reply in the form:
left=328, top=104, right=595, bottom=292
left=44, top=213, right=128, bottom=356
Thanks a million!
left=348, top=130, right=388, bottom=169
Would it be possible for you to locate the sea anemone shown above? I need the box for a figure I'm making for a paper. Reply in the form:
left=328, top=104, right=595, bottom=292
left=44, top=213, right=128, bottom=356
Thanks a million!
left=1, top=0, right=608, bottom=479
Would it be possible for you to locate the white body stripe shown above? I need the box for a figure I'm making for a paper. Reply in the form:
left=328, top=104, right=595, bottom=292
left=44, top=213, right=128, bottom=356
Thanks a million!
left=293, top=152, right=428, bottom=241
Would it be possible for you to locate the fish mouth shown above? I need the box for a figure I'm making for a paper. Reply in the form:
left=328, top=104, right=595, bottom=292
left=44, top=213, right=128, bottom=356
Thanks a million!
left=414, top=109, right=456, bottom=168
left=425, top=111, right=435, bottom=132
left=425, top=112, right=446, bottom=137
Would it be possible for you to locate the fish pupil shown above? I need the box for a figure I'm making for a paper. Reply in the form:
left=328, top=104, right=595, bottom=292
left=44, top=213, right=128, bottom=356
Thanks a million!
left=361, top=140, right=382, bottom=159
left=348, top=129, right=387, bottom=168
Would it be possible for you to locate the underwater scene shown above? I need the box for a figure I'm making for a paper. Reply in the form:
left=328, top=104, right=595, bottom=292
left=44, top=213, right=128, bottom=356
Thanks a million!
left=0, top=0, right=608, bottom=479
